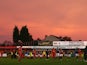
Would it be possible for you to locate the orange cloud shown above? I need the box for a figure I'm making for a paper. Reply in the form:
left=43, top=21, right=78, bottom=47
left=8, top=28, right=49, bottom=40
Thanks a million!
left=0, top=0, right=87, bottom=42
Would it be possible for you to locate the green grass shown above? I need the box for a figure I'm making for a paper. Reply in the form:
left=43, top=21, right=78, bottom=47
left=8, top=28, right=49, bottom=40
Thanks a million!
left=0, top=57, right=87, bottom=65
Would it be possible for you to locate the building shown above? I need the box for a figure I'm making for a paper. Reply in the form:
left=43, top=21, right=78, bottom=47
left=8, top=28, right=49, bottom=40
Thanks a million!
left=38, top=35, right=60, bottom=46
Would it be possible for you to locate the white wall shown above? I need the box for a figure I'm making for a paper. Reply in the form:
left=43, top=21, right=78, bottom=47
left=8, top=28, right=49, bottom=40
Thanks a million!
left=53, top=41, right=87, bottom=49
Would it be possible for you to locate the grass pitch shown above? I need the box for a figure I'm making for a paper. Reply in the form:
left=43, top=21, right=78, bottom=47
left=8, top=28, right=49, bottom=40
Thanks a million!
left=0, top=57, right=87, bottom=65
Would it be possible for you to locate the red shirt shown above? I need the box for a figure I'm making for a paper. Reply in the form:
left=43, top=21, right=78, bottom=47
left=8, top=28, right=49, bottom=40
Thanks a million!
left=18, top=46, right=22, bottom=55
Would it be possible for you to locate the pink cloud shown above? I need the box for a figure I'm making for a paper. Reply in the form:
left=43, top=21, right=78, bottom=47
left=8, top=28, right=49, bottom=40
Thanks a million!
left=0, top=0, right=87, bottom=42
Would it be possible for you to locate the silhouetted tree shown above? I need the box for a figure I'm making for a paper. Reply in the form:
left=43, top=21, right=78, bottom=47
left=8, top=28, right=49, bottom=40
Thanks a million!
left=57, top=36, right=62, bottom=41
left=61, top=36, right=72, bottom=41
left=79, top=40, right=82, bottom=41
left=33, top=40, right=38, bottom=46
left=0, top=43, right=5, bottom=46
left=20, top=26, right=33, bottom=46
left=13, top=26, right=19, bottom=45
left=37, top=38, right=42, bottom=41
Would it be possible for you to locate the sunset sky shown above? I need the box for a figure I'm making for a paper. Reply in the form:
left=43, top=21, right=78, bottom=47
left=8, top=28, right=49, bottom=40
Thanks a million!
left=0, top=0, right=87, bottom=42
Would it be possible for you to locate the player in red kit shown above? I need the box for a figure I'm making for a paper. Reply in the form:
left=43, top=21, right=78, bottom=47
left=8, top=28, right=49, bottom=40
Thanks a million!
left=33, top=49, right=36, bottom=58
left=18, top=46, right=22, bottom=62
left=51, top=48, right=56, bottom=58
left=78, top=49, right=82, bottom=60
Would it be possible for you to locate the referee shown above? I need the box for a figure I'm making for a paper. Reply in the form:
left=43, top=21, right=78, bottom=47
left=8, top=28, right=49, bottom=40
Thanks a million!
left=46, top=49, right=49, bottom=59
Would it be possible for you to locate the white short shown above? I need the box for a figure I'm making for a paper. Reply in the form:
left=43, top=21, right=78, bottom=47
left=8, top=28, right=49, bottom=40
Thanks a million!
left=25, top=54, right=28, bottom=57
left=27, top=55, right=30, bottom=57
left=38, top=54, right=42, bottom=57
left=36, top=55, right=38, bottom=57
left=59, top=54, right=63, bottom=57
left=46, top=55, right=50, bottom=57
left=56, top=53, right=60, bottom=57
left=2, top=53, right=7, bottom=57
left=66, top=54, right=71, bottom=57
left=75, top=54, right=79, bottom=56
left=40, top=55, right=42, bottom=57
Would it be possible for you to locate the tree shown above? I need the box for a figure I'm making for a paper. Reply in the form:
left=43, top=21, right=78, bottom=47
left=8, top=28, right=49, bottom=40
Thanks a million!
left=20, top=26, right=33, bottom=46
left=33, top=40, right=38, bottom=46
left=61, top=36, right=72, bottom=41
left=13, top=26, right=19, bottom=45
left=37, top=38, right=42, bottom=41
